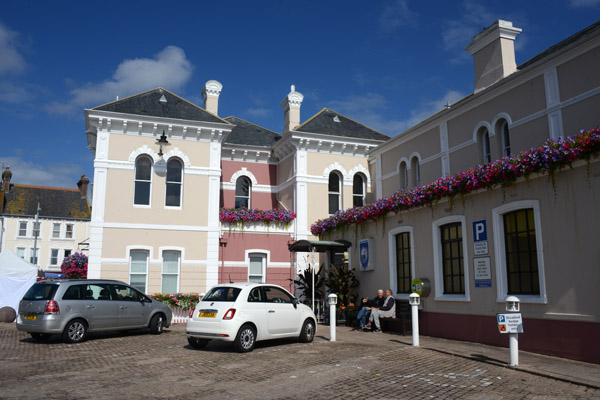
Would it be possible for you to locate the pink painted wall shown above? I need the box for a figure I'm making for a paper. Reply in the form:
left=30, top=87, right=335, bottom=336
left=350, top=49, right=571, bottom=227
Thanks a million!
left=218, top=266, right=293, bottom=291
left=220, top=160, right=278, bottom=209
left=221, top=232, right=292, bottom=262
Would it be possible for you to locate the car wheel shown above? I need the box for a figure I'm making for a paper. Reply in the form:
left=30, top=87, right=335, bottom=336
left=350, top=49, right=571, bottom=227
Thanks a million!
left=30, top=332, right=51, bottom=341
left=150, top=313, right=165, bottom=334
left=234, top=324, right=256, bottom=353
left=62, top=319, right=87, bottom=343
left=187, top=337, right=210, bottom=349
left=299, top=319, right=315, bottom=343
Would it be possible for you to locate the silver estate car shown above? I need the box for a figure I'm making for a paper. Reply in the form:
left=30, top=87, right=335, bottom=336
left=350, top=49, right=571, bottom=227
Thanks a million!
left=16, top=279, right=172, bottom=343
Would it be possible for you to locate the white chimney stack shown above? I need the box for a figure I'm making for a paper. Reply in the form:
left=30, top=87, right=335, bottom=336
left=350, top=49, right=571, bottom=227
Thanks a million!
left=202, top=80, right=223, bottom=116
left=465, top=20, right=522, bottom=93
left=281, top=84, right=304, bottom=133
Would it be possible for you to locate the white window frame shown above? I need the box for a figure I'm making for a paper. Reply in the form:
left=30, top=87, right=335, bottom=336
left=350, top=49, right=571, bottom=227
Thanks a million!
left=432, top=215, right=470, bottom=302
left=49, top=248, right=60, bottom=266
left=32, top=221, right=41, bottom=239
left=328, top=171, right=342, bottom=215
left=234, top=176, right=251, bottom=209
left=246, top=249, right=269, bottom=283
left=410, top=156, right=421, bottom=187
left=128, top=247, right=151, bottom=293
left=159, top=247, right=183, bottom=294
left=398, top=160, right=408, bottom=190
left=165, top=158, right=183, bottom=209
left=29, top=247, right=39, bottom=265
left=65, top=223, right=74, bottom=239
left=492, top=200, right=547, bottom=304
left=501, top=121, right=511, bottom=157
left=482, top=130, right=491, bottom=164
left=63, top=248, right=73, bottom=259
left=352, top=173, right=366, bottom=207
left=52, top=223, right=61, bottom=239
left=16, top=247, right=26, bottom=258
left=18, top=221, right=28, bottom=237
left=133, top=155, right=153, bottom=208
left=388, top=226, right=415, bottom=299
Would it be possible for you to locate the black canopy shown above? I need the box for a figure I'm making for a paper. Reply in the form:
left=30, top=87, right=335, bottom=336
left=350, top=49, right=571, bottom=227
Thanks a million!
left=288, top=240, right=351, bottom=252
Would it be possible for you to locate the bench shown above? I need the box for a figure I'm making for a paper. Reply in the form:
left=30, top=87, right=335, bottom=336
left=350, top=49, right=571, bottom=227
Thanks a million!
left=380, top=299, right=412, bottom=335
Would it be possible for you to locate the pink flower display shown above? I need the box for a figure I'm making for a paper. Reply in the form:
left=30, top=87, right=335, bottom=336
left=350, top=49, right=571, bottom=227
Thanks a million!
left=60, top=252, right=88, bottom=279
left=311, top=128, right=600, bottom=237
left=219, top=207, right=296, bottom=225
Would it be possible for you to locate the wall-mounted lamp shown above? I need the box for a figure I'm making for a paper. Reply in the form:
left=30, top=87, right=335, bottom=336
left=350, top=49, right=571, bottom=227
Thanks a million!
left=156, top=130, right=170, bottom=157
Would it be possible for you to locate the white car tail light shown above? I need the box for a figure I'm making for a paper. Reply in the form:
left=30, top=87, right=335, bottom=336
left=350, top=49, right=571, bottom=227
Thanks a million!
left=222, top=308, right=236, bottom=320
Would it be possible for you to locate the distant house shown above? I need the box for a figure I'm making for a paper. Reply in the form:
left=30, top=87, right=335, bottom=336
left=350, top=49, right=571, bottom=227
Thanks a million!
left=83, top=84, right=387, bottom=295
left=321, top=20, right=600, bottom=363
left=0, top=167, right=91, bottom=271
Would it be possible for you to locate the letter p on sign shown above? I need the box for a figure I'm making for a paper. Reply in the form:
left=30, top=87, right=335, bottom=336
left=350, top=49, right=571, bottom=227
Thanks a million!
left=473, top=220, right=487, bottom=242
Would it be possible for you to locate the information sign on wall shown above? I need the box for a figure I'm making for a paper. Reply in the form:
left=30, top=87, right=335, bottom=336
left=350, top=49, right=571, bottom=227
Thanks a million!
left=473, top=257, right=492, bottom=287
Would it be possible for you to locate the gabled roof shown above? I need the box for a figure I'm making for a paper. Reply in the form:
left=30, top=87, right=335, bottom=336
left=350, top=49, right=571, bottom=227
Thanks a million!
left=296, top=108, right=389, bottom=141
left=1, top=185, right=91, bottom=220
left=224, top=116, right=281, bottom=147
left=92, top=88, right=227, bottom=124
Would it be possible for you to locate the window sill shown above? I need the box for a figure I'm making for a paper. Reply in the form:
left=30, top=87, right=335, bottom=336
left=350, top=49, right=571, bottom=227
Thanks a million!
left=434, top=294, right=470, bottom=302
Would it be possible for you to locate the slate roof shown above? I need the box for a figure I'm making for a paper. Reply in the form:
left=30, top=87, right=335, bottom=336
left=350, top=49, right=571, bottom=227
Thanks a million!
left=223, top=117, right=281, bottom=147
left=296, top=108, right=389, bottom=141
left=92, top=88, right=227, bottom=124
left=518, top=20, right=600, bottom=70
left=1, top=185, right=91, bottom=220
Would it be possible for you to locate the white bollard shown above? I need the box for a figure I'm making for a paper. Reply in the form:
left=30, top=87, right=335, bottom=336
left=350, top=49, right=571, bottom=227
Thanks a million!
left=329, top=302, right=336, bottom=341
left=409, top=293, right=420, bottom=347
left=411, top=302, right=420, bottom=347
left=328, top=293, right=337, bottom=342
left=509, top=332, right=519, bottom=366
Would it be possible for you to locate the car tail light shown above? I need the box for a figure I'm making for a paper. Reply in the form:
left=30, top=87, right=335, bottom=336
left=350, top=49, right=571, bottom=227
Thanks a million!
left=222, top=308, right=236, bottom=320
left=44, top=300, right=60, bottom=314
left=189, top=307, right=196, bottom=318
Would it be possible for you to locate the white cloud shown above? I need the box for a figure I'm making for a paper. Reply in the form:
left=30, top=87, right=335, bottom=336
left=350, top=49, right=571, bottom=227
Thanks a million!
left=328, top=90, right=465, bottom=136
left=46, top=46, right=193, bottom=115
left=0, top=81, right=34, bottom=103
left=379, top=0, right=418, bottom=33
left=244, top=107, right=272, bottom=118
left=570, top=0, right=600, bottom=6
left=0, top=156, right=85, bottom=189
left=0, top=22, right=27, bottom=76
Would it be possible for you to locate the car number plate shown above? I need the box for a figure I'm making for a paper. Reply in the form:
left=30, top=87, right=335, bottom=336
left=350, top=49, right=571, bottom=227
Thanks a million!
left=199, top=311, right=216, bottom=318
left=25, top=314, right=37, bottom=320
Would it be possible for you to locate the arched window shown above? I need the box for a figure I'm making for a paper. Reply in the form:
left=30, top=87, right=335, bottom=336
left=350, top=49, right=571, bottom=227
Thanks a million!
left=328, top=171, right=342, bottom=214
left=399, top=161, right=408, bottom=190
left=352, top=174, right=365, bottom=207
left=134, top=156, right=152, bottom=205
left=478, top=127, right=491, bottom=164
left=166, top=158, right=182, bottom=207
left=410, top=157, right=420, bottom=188
left=235, top=176, right=251, bottom=208
left=501, top=121, right=511, bottom=157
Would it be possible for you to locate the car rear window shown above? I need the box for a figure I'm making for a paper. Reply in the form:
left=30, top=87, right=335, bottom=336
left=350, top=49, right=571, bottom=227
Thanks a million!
left=22, top=283, right=59, bottom=301
left=203, top=287, right=241, bottom=302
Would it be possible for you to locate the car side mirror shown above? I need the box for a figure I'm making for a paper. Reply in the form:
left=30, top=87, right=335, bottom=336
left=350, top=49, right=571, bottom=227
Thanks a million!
left=293, top=298, right=299, bottom=309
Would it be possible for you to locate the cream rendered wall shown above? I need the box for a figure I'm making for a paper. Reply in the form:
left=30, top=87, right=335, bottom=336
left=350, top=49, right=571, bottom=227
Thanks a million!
left=103, top=168, right=209, bottom=226
left=561, top=94, right=600, bottom=135
left=379, top=126, right=441, bottom=178
left=344, top=161, right=600, bottom=321
left=2, top=217, right=89, bottom=271
left=109, top=134, right=211, bottom=167
left=306, top=152, right=369, bottom=178
left=557, top=45, right=600, bottom=101
left=277, top=155, right=295, bottom=185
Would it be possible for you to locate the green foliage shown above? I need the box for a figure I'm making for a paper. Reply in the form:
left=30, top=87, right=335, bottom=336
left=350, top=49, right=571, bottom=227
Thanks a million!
left=291, top=264, right=325, bottom=307
left=325, top=264, right=359, bottom=307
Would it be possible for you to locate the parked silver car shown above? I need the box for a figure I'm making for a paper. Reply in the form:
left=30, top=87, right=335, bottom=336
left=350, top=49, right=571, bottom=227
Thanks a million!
left=16, top=279, right=172, bottom=343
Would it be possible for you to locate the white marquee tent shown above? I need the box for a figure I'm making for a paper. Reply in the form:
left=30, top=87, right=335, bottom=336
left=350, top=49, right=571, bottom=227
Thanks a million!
left=0, top=250, right=41, bottom=313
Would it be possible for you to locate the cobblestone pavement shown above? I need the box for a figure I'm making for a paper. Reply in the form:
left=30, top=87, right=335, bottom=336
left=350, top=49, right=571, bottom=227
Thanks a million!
left=1, top=323, right=597, bottom=400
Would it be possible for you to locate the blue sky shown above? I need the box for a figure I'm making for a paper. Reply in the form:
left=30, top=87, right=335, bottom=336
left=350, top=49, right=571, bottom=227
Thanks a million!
left=1, top=0, right=599, bottom=189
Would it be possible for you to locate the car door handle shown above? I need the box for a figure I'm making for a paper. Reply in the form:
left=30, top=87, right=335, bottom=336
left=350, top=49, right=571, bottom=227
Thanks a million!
left=86, top=305, right=95, bottom=309
left=268, top=310, right=275, bottom=313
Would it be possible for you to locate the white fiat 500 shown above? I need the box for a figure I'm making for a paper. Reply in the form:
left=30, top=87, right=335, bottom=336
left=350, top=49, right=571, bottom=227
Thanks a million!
left=185, top=282, right=316, bottom=352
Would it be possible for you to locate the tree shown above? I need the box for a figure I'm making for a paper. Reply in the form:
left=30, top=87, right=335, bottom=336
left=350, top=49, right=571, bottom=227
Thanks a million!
left=325, top=264, right=359, bottom=307
left=291, top=264, right=325, bottom=307
left=61, top=253, right=88, bottom=279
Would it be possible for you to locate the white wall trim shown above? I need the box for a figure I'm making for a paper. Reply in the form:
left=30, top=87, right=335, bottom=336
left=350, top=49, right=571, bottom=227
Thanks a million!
left=492, top=200, right=547, bottom=304
left=229, top=167, right=258, bottom=186
left=491, top=113, right=513, bottom=136
left=432, top=215, right=470, bottom=302
left=388, top=226, right=415, bottom=299
left=472, top=121, right=492, bottom=142
left=164, top=147, right=191, bottom=168
left=245, top=249, right=270, bottom=282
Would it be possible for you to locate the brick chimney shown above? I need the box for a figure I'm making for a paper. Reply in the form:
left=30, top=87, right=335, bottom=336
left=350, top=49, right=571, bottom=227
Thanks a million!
left=77, top=174, right=90, bottom=198
left=202, top=80, right=223, bottom=116
left=2, top=166, right=12, bottom=192
left=465, top=20, right=522, bottom=93
left=281, top=85, right=304, bottom=133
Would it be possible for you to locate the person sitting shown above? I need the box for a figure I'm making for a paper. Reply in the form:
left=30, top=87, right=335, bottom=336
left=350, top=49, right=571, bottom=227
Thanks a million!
left=365, top=289, right=396, bottom=333
left=355, top=289, right=385, bottom=330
